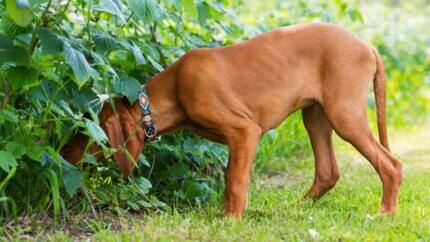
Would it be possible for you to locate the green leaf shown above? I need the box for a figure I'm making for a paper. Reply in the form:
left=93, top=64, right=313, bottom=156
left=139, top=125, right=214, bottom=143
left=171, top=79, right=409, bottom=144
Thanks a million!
left=93, top=0, right=126, bottom=24
left=168, top=163, right=189, bottom=178
left=37, top=28, right=64, bottom=55
left=347, top=9, right=364, bottom=24
left=149, top=195, right=166, bottom=207
left=62, top=164, right=82, bottom=197
left=139, top=154, right=150, bottom=168
left=147, top=55, right=164, bottom=72
left=197, top=2, right=210, bottom=25
left=182, top=0, right=197, bottom=20
left=137, top=177, right=152, bottom=193
left=0, top=109, right=18, bottom=123
left=113, top=74, right=141, bottom=102
left=5, top=0, right=33, bottom=27
left=129, top=0, right=163, bottom=23
left=137, top=200, right=152, bottom=208
left=108, top=50, right=134, bottom=70
left=5, top=141, right=26, bottom=157
left=63, top=42, right=93, bottom=87
left=208, top=2, right=225, bottom=18
left=0, top=166, right=16, bottom=189
left=46, top=169, right=60, bottom=222
left=0, top=150, right=17, bottom=173
left=85, top=119, right=108, bottom=145
left=0, top=35, right=28, bottom=66
left=119, top=40, right=146, bottom=65
left=93, top=31, right=119, bottom=53
left=83, top=154, right=98, bottom=165
left=22, top=135, right=41, bottom=161
left=128, top=42, right=146, bottom=65
left=59, top=100, right=78, bottom=119
left=6, top=66, right=39, bottom=91
left=0, top=15, right=30, bottom=37
left=126, top=200, right=140, bottom=210
left=183, top=180, right=209, bottom=201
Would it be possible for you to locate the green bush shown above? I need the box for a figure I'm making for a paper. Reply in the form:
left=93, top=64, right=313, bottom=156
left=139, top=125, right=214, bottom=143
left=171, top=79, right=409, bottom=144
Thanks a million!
left=0, top=0, right=429, bottom=223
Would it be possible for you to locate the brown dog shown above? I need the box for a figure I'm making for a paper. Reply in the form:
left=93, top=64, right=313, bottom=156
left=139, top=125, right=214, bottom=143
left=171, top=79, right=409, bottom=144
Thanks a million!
left=62, top=23, right=403, bottom=218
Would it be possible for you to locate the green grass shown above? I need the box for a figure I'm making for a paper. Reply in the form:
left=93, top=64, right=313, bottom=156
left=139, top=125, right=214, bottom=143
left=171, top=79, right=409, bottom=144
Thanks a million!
left=3, top=126, right=430, bottom=241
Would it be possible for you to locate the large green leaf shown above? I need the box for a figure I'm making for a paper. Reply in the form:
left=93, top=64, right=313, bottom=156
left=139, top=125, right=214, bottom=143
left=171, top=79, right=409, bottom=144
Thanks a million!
left=182, top=0, right=197, bottom=20
left=113, top=74, right=141, bottom=102
left=197, top=2, right=210, bottom=25
left=0, top=150, right=17, bottom=173
left=137, top=177, right=152, bottom=193
left=85, top=119, right=108, bottom=145
left=183, top=179, right=209, bottom=201
left=0, top=109, right=19, bottom=124
left=6, top=66, right=39, bottom=91
left=93, top=0, right=126, bottom=24
left=46, top=169, right=60, bottom=221
left=147, top=55, right=164, bottom=72
left=62, top=163, right=83, bottom=197
left=167, top=163, right=189, bottom=179
left=0, top=15, right=30, bottom=37
left=347, top=9, right=364, bottom=24
left=37, top=28, right=64, bottom=55
left=120, top=40, right=146, bottom=65
left=93, top=31, right=119, bottom=53
left=63, top=43, right=93, bottom=87
left=139, top=154, right=150, bottom=168
left=0, top=35, right=28, bottom=66
left=129, top=0, right=163, bottom=23
left=5, top=0, right=33, bottom=27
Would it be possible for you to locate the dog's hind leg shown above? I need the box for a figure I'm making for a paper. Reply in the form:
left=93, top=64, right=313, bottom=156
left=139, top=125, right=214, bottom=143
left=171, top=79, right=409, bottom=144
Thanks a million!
left=302, top=104, right=340, bottom=199
left=322, top=89, right=403, bottom=214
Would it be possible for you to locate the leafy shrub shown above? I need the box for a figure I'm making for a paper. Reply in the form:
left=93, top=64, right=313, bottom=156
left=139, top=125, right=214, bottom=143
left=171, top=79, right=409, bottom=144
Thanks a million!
left=0, top=0, right=429, bottom=224
left=0, top=0, right=240, bottom=222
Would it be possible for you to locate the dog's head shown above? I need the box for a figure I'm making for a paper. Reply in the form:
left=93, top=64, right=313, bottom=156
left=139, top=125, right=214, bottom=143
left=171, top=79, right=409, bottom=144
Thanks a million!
left=61, top=97, right=145, bottom=177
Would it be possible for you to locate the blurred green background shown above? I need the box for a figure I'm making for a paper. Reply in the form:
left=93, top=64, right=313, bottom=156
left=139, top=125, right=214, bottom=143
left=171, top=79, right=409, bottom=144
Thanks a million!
left=0, top=0, right=429, bottom=232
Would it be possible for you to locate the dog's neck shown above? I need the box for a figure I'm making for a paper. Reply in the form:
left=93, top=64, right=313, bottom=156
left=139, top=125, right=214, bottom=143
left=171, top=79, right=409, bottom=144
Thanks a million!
left=144, top=63, right=185, bottom=135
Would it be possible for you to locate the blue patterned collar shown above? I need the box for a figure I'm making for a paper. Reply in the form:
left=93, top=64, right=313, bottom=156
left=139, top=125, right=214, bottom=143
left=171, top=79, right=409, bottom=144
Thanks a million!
left=138, top=86, right=158, bottom=140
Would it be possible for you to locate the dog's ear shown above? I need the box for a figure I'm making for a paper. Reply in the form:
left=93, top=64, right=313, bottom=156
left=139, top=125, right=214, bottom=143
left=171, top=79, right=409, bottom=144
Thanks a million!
left=100, top=98, right=145, bottom=177
left=60, top=132, right=103, bottom=164
left=60, top=131, right=89, bottom=164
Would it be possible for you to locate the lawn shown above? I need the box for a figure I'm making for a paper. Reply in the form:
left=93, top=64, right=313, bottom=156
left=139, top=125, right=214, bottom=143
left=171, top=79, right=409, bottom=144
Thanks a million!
left=4, top=125, right=429, bottom=241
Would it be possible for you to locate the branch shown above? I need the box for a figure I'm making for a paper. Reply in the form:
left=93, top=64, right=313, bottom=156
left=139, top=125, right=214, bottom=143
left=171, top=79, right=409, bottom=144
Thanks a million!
left=1, top=90, right=10, bottom=109
left=150, top=23, right=168, bottom=68
left=52, top=0, right=71, bottom=27
left=28, top=0, right=52, bottom=56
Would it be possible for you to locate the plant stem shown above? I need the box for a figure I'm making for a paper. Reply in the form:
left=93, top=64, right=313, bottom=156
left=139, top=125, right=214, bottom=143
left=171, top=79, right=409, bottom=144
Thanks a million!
left=28, top=0, right=53, bottom=56
left=1, top=91, right=10, bottom=109
left=82, top=187, right=99, bottom=220
left=150, top=23, right=168, bottom=68
left=52, top=0, right=72, bottom=27
left=82, top=1, right=92, bottom=47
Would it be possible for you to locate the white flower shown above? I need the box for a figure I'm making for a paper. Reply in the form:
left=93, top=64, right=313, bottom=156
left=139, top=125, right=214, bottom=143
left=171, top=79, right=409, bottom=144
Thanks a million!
left=97, top=94, right=110, bottom=103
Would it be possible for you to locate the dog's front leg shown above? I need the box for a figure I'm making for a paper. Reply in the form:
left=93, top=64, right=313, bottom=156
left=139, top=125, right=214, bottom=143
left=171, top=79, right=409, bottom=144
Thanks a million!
left=224, top=123, right=261, bottom=218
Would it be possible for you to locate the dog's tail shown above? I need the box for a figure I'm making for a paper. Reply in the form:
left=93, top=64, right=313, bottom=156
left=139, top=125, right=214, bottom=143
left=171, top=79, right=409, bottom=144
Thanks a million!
left=372, top=47, right=389, bottom=151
